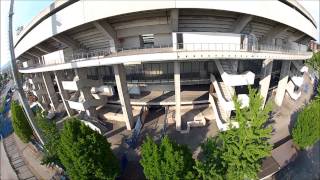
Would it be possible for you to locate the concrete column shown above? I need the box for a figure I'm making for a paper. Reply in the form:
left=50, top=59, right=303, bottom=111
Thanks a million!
left=113, top=64, right=133, bottom=130
left=275, top=61, right=291, bottom=106
left=259, top=59, right=273, bottom=107
left=75, top=68, right=96, bottom=117
left=174, top=61, right=181, bottom=131
left=200, top=62, right=208, bottom=79
left=42, top=72, right=59, bottom=111
left=54, top=71, right=73, bottom=117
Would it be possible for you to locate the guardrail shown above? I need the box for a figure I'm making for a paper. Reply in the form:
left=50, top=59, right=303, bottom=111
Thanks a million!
left=24, top=42, right=310, bottom=69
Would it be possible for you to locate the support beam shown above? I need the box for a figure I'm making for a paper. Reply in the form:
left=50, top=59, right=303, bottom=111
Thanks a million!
left=174, top=61, right=181, bottom=131
left=263, top=24, right=289, bottom=44
left=170, top=9, right=179, bottom=32
left=25, top=51, right=40, bottom=59
left=75, top=68, right=96, bottom=117
left=54, top=71, right=73, bottom=117
left=288, top=31, right=306, bottom=42
left=35, top=45, right=50, bottom=54
left=113, top=64, right=133, bottom=130
left=259, top=59, right=273, bottom=107
left=93, top=21, right=118, bottom=52
left=42, top=72, right=59, bottom=111
left=232, top=15, right=252, bottom=33
left=52, top=34, right=81, bottom=50
left=275, top=61, right=291, bottom=106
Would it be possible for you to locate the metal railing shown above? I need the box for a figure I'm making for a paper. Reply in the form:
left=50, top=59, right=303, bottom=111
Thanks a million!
left=25, top=42, right=310, bottom=69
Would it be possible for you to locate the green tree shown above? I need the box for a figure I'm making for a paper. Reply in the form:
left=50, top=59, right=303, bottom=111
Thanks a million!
left=11, top=101, right=33, bottom=143
left=307, top=52, right=320, bottom=73
left=140, top=135, right=196, bottom=180
left=292, top=100, right=320, bottom=149
left=34, top=112, right=60, bottom=166
left=196, top=87, right=273, bottom=180
left=58, top=118, right=119, bottom=180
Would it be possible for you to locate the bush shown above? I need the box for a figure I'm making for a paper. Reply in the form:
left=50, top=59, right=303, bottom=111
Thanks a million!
left=11, top=101, right=33, bottom=143
left=34, top=112, right=61, bottom=166
left=58, top=118, right=120, bottom=179
left=195, top=87, right=273, bottom=179
left=140, top=136, right=196, bottom=179
left=292, top=100, right=320, bottom=149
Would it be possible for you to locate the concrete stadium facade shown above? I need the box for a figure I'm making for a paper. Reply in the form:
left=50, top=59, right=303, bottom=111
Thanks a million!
left=16, top=0, right=317, bottom=132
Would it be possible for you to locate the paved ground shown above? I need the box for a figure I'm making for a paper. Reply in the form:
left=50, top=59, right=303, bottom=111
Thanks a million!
left=274, top=141, right=320, bottom=180
left=270, top=74, right=313, bottom=144
left=1, top=138, right=19, bottom=180
left=3, top=134, right=36, bottom=180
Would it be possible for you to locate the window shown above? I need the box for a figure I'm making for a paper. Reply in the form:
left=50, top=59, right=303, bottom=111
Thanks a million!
left=141, top=34, right=154, bottom=48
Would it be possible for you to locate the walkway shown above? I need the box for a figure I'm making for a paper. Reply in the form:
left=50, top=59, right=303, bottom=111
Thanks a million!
left=3, top=134, right=36, bottom=180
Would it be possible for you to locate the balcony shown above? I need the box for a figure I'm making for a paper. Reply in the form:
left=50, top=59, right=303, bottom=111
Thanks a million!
left=19, top=42, right=312, bottom=74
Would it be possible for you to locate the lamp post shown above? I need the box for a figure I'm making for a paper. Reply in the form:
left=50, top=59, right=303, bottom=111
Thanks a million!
left=8, top=0, right=44, bottom=145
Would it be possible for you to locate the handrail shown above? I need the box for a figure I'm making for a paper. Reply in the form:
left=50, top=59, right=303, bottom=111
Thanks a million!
left=23, top=42, right=311, bottom=70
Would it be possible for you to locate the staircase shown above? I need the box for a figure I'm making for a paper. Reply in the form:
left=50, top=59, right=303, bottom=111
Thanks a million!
left=208, top=93, right=239, bottom=131
left=286, top=80, right=301, bottom=100
left=215, top=60, right=255, bottom=86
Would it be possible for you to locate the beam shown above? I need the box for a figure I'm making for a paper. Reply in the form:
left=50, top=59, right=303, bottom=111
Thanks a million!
left=35, top=45, right=51, bottom=54
left=54, top=71, right=74, bottom=117
left=93, top=21, right=117, bottom=52
left=170, top=9, right=179, bottom=32
left=42, top=72, right=59, bottom=111
left=52, top=34, right=81, bottom=50
left=25, top=51, right=40, bottom=59
left=232, top=15, right=252, bottom=33
left=174, top=61, right=181, bottom=131
left=288, top=31, right=306, bottom=42
left=113, top=64, right=134, bottom=130
left=275, top=61, right=291, bottom=106
left=259, top=59, right=273, bottom=107
left=263, top=24, right=289, bottom=44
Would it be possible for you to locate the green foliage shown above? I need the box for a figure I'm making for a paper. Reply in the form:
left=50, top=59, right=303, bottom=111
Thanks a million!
left=140, top=136, right=196, bottom=180
left=307, top=52, right=320, bottom=73
left=58, top=118, right=120, bottom=180
left=34, top=111, right=61, bottom=166
left=196, top=87, right=273, bottom=180
left=194, top=138, right=224, bottom=180
left=292, top=100, right=320, bottom=149
left=11, top=101, right=33, bottom=143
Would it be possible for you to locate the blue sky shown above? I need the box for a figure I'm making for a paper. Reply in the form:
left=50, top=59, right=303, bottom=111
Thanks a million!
left=1, top=0, right=319, bottom=68
left=12, top=0, right=53, bottom=31
left=1, top=0, right=53, bottom=68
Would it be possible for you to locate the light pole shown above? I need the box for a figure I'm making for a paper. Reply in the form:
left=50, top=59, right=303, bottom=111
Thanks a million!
left=8, top=0, right=44, bottom=145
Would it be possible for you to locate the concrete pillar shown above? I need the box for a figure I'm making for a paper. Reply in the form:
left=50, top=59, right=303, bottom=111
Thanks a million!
left=75, top=68, right=96, bottom=117
left=174, top=61, right=181, bottom=131
left=54, top=71, right=73, bottom=117
left=200, top=61, right=208, bottom=79
left=42, top=72, right=59, bottom=111
left=259, top=59, right=273, bottom=107
left=113, top=64, right=134, bottom=130
left=275, top=61, right=291, bottom=106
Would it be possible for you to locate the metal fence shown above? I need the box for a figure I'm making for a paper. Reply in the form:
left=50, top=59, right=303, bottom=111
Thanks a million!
left=26, top=42, right=310, bottom=69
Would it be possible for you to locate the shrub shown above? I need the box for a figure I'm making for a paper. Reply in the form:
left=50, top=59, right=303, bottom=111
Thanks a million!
left=196, top=87, right=273, bottom=179
left=11, top=101, right=33, bottom=143
left=34, top=111, right=61, bottom=166
left=292, top=100, right=320, bottom=149
left=58, top=118, right=120, bottom=179
left=140, top=135, right=196, bottom=179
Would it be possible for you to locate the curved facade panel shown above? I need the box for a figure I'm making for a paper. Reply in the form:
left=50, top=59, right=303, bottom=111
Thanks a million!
left=15, top=0, right=317, bottom=58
